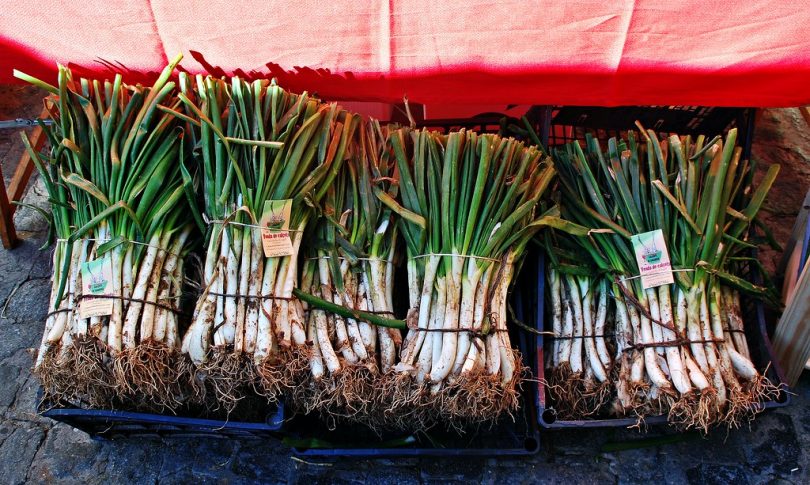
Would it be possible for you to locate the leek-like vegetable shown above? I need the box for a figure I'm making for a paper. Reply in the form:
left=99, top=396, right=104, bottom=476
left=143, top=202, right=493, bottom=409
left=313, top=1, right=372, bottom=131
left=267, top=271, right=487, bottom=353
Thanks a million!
left=295, top=120, right=399, bottom=424
left=176, top=75, right=356, bottom=408
left=548, top=128, right=780, bottom=430
left=19, top=56, right=197, bottom=410
left=385, top=127, right=559, bottom=424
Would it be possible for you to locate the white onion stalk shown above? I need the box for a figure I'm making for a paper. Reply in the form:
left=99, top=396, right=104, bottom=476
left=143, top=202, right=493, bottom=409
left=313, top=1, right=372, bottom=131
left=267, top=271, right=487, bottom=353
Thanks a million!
left=183, top=227, right=222, bottom=364
left=369, top=257, right=396, bottom=371
left=358, top=272, right=377, bottom=356
left=137, top=232, right=173, bottom=343
left=429, top=253, right=463, bottom=383
left=108, top=243, right=130, bottom=352
left=233, top=227, right=251, bottom=352
left=153, top=227, right=192, bottom=343
left=565, top=276, right=584, bottom=375
left=343, top=267, right=368, bottom=361
left=579, top=277, right=606, bottom=382
left=495, top=254, right=518, bottom=385
left=658, top=285, right=691, bottom=395
left=593, top=280, right=611, bottom=369
left=35, top=242, right=66, bottom=369
left=549, top=270, right=563, bottom=367
left=243, top=230, right=263, bottom=354
left=73, top=238, right=91, bottom=337
left=123, top=233, right=163, bottom=349
left=452, top=259, right=486, bottom=374
left=47, top=241, right=82, bottom=345
left=401, top=255, right=440, bottom=365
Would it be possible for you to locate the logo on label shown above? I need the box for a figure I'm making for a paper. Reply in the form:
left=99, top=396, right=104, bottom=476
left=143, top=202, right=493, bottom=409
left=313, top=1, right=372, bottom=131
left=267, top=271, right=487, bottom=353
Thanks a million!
left=265, top=214, right=285, bottom=230
left=642, top=245, right=662, bottom=264
left=88, top=274, right=108, bottom=294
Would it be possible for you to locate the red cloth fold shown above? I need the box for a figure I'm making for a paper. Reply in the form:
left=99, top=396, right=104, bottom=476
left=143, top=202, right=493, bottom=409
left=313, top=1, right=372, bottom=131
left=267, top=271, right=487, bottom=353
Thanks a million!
left=2, top=1, right=809, bottom=107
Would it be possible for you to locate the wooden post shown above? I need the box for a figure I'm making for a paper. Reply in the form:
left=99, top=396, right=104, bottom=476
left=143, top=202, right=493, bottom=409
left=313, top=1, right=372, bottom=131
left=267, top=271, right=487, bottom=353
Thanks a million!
left=0, top=108, right=48, bottom=249
left=0, top=161, right=18, bottom=248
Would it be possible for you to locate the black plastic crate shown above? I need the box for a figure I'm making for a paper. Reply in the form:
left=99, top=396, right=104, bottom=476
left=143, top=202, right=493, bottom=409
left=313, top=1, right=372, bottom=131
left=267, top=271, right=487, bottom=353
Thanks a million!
left=39, top=399, right=286, bottom=440
left=547, top=106, right=755, bottom=158
left=532, top=253, right=790, bottom=429
left=286, top=409, right=540, bottom=457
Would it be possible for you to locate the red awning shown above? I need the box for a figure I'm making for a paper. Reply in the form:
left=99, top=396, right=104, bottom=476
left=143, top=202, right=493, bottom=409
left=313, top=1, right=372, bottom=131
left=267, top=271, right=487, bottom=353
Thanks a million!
left=2, top=1, right=810, bottom=107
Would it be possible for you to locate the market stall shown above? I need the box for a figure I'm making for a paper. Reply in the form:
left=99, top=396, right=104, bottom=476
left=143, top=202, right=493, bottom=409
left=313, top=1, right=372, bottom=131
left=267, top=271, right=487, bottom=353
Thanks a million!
left=1, top=0, right=808, bottom=455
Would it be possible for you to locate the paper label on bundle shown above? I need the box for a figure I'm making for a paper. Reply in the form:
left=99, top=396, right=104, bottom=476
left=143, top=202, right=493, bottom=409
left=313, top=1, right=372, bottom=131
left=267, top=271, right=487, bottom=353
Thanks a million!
left=631, top=229, right=674, bottom=289
left=79, top=253, right=115, bottom=318
left=260, top=199, right=294, bottom=257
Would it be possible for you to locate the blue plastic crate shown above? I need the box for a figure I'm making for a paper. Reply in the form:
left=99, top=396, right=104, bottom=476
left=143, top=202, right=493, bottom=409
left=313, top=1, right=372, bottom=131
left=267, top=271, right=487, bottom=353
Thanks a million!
left=533, top=252, right=790, bottom=429
left=288, top=420, right=540, bottom=458
left=40, top=400, right=285, bottom=440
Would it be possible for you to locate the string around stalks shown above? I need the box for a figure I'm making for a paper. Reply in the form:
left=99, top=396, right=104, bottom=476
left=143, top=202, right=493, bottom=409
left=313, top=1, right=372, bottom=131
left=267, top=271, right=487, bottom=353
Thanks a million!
left=75, top=294, right=188, bottom=317
left=547, top=333, right=617, bottom=340
left=622, top=336, right=726, bottom=352
left=45, top=294, right=187, bottom=319
left=204, top=217, right=305, bottom=233
left=410, top=326, right=507, bottom=339
left=409, top=253, right=503, bottom=263
left=617, top=267, right=697, bottom=283
left=305, top=255, right=394, bottom=264
left=612, top=278, right=676, bottom=333
left=206, top=291, right=295, bottom=302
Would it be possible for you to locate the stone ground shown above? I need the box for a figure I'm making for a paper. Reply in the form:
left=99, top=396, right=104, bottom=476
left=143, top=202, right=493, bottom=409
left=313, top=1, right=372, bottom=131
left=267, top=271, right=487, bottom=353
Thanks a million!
left=1, top=86, right=810, bottom=484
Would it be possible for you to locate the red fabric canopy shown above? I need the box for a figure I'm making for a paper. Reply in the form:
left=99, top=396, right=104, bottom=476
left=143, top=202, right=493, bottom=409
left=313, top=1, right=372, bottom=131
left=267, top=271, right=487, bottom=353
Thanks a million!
left=2, top=1, right=810, bottom=107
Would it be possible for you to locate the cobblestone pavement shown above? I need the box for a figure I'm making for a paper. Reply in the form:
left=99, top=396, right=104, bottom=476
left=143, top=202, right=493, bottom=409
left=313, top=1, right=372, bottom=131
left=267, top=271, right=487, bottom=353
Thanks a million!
left=1, top=87, right=809, bottom=483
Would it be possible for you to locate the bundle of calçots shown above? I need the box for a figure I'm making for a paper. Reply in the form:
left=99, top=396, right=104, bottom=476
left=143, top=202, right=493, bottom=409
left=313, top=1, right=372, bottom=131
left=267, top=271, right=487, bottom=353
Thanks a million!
left=378, top=127, right=564, bottom=427
left=175, top=74, right=358, bottom=410
left=18, top=55, right=198, bottom=410
left=291, top=120, right=401, bottom=425
left=545, top=128, right=781, bottom=430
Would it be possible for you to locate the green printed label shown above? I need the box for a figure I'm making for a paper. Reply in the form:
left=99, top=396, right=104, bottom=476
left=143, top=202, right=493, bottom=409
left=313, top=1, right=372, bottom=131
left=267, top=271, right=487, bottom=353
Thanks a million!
left=631, top=229, right=674, bottom=289
left=260, top=199, right=294, bottom=257
left=79, top=253, right=114, bottom=318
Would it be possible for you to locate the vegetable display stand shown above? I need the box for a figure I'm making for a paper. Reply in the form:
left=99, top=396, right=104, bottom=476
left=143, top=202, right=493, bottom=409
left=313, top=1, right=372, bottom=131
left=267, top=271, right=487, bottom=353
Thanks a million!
left=39, top=398, right=285, bottom=440
left=532, top=254, right=790, bottom=429
left=284, top=289, right=541, bottom=457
